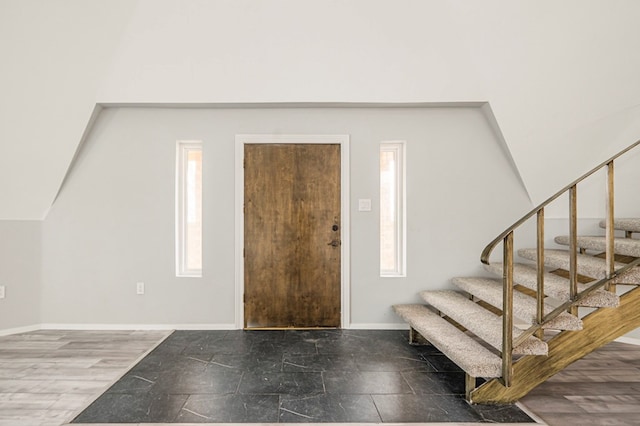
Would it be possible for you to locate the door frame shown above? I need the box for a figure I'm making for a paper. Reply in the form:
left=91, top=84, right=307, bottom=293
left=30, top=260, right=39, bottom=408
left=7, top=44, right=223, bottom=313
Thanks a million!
left=234, top=134, right=350, bottom=329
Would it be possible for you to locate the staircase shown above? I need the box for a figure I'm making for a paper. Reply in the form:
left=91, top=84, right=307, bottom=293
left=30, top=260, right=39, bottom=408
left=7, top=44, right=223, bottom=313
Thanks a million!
left=393, top=140, right=640, bottom=404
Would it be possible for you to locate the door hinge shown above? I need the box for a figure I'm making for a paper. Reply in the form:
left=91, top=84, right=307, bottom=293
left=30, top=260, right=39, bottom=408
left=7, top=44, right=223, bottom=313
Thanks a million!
left=243, top=248, right=245, bottom=258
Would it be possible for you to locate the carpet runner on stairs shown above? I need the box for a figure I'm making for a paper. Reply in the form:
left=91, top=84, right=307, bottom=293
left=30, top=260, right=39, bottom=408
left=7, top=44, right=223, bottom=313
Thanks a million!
left=419, top=290, right=547, bottom=356
left=393, top=215, right=639, bottom=401
left=599, top=218, right=640, bottom=233
left=518, top=248, right=640, bottom=283
left=451, top=277, right=582, bottom=330
left=392, top=304, right=502, bottom=378
left=483, top=262, right=619, bottom=307
left=555, top=235, right=640, bottom=257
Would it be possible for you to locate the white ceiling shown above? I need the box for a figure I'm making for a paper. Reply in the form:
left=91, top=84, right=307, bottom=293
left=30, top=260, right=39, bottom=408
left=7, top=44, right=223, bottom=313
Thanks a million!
left=1, top=0, right=640, bottom=219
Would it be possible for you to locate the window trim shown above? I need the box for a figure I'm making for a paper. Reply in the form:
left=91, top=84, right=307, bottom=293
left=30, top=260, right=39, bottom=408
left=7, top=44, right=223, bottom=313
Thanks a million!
left=175, top=140, right=203, bottom=278
left=380, top=141, right=407, bottom=277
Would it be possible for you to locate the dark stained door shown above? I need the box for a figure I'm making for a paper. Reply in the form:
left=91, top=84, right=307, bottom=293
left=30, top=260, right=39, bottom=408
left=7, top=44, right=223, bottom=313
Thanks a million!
left=244, top=144, right=341, bottom=328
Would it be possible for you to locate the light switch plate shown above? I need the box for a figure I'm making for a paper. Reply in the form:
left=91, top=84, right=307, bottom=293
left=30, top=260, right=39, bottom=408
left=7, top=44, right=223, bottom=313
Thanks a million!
left=0, top=286, right=5, bottom=299
left=358, top=199, right=372, bottom=212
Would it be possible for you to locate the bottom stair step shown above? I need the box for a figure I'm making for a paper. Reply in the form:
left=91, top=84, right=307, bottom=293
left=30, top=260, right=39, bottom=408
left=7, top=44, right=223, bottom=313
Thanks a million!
left=393, top=304, right=502, bottom=378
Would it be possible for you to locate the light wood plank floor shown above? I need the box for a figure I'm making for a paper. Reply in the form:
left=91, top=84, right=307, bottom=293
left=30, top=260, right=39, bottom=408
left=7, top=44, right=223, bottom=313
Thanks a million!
left=1, top=330, right=639, bottom=425
left=0, top=330, right=170, bottom=426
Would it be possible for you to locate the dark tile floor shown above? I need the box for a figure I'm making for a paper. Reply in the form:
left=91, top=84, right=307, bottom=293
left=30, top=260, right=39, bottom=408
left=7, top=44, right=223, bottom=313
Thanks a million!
left=72, top=329, right=536, bottom=423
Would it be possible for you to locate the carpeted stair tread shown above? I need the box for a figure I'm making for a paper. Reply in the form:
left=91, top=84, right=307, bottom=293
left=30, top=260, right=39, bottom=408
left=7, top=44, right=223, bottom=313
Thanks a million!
left=452, top=277, right=582, bottom=331
left=419, top=290, right=548, bottom=356
left=484, top=263, right=619, bottom=308
left=392, top=304, right=502, bottom=378
left=518, top=248, right=640, bottom=284
left=554, top=235, right=640, bottom=258
left=599, top=218, right=640, bottom=233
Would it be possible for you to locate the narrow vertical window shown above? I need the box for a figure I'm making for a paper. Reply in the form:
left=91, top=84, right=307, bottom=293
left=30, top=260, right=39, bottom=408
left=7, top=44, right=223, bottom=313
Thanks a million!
left=380, top=141, right=406, bottom=277
left=176, top=141, right=202, bottom=277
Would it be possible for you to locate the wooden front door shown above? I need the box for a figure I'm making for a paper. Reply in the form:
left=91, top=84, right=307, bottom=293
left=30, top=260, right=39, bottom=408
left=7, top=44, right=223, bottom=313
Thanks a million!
left=244, top=144, right=341, bottom=328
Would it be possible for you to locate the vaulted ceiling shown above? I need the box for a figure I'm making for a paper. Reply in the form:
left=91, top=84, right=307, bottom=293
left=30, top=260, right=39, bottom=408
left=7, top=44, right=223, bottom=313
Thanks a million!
left=2, top=0, right=639, bottom=219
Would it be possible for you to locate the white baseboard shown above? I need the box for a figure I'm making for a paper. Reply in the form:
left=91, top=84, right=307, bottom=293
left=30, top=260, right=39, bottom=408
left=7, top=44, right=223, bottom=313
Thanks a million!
left=615, top=336, right=640, bottom=346
left=7, top=323, right=636, bottom=342
left=2, top=323, right=411, bottom=333
left=348, top=323, right=409, bottom=330
left=0, top=324, right=41, bottom=337
left=38, top=323, right=237, bottom=331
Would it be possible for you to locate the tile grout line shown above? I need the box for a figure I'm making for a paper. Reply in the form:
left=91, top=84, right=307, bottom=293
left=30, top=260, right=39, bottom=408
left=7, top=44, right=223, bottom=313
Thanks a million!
left=400, top=370, right=418, bottom=395
left=369, top=393, right=385, bottom=423
left=45, top=329, right=541, bottom=424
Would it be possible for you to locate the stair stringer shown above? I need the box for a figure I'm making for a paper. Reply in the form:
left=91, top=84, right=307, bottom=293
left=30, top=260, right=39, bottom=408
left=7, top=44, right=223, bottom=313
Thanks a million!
left=470, top=285, right=640, bottom=404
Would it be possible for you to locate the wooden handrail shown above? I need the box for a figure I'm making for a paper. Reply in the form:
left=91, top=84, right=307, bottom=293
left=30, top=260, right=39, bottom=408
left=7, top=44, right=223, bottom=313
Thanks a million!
left=481, top=138, right=640, bottom=387
left=481, top=139, right=640, bottom=265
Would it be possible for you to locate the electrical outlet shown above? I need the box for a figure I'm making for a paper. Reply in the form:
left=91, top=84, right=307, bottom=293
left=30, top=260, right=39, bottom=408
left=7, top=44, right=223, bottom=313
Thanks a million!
left=0, top=285, right=5, bottom=299
left=136, top=282, right=144, bottom=295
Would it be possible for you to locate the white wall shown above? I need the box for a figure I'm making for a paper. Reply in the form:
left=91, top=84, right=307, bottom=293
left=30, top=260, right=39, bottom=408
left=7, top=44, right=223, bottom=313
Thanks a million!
left=0, top=221, right=41, bottom=332
left=452, top=0, right=640, bottom=205
left=0, top=0, right=638, bottom=339
left=3, top=0, right=640, bottom=220
left=40, top=106, right=531, bottom=327
left=0, top=0, right=135, bottom=219
left=81, top=0, right=640, bottom=212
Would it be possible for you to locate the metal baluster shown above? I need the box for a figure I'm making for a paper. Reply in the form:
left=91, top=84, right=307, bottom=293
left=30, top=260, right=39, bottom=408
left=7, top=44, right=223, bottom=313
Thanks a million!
left=536, top=209, right=545, bottom=339
left=502, top=231, right=514, bottom=387
left=569, top=185, right=578, bottom=316
left=606, top=161, right=615, bottom=293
